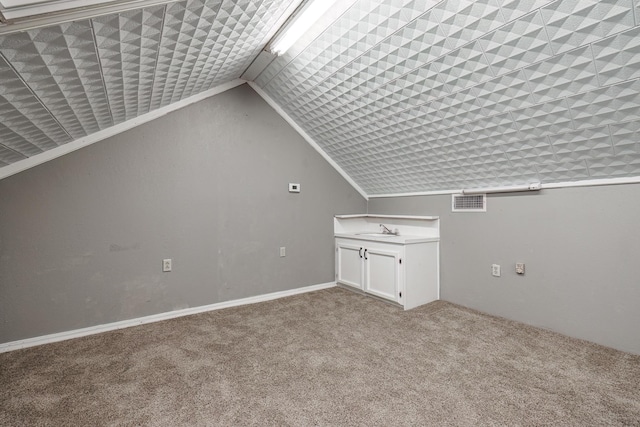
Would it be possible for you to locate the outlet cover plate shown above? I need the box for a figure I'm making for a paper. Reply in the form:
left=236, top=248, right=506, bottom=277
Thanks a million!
left=491, top=264, right=501, bottom=277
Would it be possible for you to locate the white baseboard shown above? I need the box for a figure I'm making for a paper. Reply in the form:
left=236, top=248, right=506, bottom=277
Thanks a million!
left=0, top=282, right=336, bottom=354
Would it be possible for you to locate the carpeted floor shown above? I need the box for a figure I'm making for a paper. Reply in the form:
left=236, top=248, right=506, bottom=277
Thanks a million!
left=1, top=287, right=639, bottom=426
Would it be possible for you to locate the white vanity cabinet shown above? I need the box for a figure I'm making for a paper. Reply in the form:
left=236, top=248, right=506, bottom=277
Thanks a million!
left=336, top=238, right=402, bottom=302
left=334, top=214, right=440, bottom=310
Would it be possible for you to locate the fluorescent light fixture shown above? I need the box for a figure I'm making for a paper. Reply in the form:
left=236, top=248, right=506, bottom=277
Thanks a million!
left=269, top=0, right=341, bottom=55
left=462, top=182, right=541, bottom=195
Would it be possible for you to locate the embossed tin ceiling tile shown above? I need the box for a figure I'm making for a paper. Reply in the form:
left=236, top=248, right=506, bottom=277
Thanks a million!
left=587, top=154, right=640, bottom=177
left=524, top=45, right=600, bottom=104
left=473, top=69, right=535, bottom=116
left=536, top=159, right=591, bottom=181
left=480, top=10, right=553, bottom=77
left=567, top=79, right=640, bottom=129
left=0, top=142, right=28, bottom=165
left=93, top=5, right=166, bottom=124
left=0, top=55, right=71, bottom=154
left=0, top=20, right=112, bottom=139
left=150, top=0, right=226, bottom=110
left=263, top=0, right=403, bottom=101
left=435, top=0, right=505, bottom=50
left=609, top=119, right=640, bottom=155
left=512, top=98, right=574, bottom=138
left=541, top=0, right=634, bottom=55
left=592, top=26, right=640, bottom=87
left=498, top=0, right=554, bottom=22
left=434, top=88, right=484, bottom=127
left=549, top=126, right=615, bottom=162
left=435, top=40, right=494, bottom=93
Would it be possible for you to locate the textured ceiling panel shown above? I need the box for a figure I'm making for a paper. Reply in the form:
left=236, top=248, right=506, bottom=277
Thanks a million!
left=0, top=0, right=296, bottom=168
left=258, top=0, right=640, bottom=194
left=0, top=20, right=113, bottom=139
left=92, top=5, right=166, bottom=124
left=0, top=55, right=72, bottom=158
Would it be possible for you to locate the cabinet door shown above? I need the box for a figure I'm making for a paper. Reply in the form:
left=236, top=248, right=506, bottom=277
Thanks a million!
left=336, top=241, right=364, bottom=290
left=364, top=247, right=400, bottom=302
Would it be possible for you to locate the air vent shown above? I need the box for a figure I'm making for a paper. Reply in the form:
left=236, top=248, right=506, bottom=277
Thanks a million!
left=452, top=194, right=486, bottom=212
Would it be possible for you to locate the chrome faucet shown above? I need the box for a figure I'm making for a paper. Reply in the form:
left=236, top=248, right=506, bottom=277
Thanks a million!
left=380, top=224, right=398, bottom=235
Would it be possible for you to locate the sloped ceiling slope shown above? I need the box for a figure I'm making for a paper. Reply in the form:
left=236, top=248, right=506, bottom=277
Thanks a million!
left=0, top=0, right=296, bottom=168
left=256, top=0, right=640, bottom=195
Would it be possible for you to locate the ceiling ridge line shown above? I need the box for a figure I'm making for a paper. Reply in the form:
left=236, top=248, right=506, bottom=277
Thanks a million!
left=213, top=0, right=294, bottom=87
left=0, top=51, right=74, bottom=145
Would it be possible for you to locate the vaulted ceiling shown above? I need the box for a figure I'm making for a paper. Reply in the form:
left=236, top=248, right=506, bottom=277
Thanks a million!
left=2, top=0, right=640, bottom=196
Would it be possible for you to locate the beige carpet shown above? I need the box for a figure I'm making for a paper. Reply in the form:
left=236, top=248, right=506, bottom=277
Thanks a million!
left=1, top=287, right=639, bottom=426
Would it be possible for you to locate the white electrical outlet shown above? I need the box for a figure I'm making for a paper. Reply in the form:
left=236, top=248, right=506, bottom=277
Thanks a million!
left=163, top=258, right=172, bottom=272
left=280, top=247, right=286, bottom=257
left=516, top=263, right=525, bottom=275
left=491, top=264, right=501, bottom=277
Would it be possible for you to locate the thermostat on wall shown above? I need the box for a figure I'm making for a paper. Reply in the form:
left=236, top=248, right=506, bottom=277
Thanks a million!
left=289, top=183, right=300, bottom=193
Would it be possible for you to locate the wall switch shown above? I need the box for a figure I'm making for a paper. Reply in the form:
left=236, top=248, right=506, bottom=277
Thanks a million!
left=491, top=264, right=501, bottom=277
left=280, top=247, right=286, bottom=257
left=288, top=183, right=300, bottom=193
left=163, top=259, right=172, bottom=272
left=516, top=263, right=525, bottom=275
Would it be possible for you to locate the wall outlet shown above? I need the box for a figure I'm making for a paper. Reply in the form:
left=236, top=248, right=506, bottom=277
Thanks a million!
left=288, top=183, right=300, bottom=193
left=491, top=264, right=501, bottom=277
left=280, top=247, right=286, bottom=257
left=162, top=258, right=172, bottom=272
left=516, top=263, right=525, bottom=275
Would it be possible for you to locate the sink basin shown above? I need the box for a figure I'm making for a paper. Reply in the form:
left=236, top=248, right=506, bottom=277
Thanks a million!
left=355, top=233, right=397, bottom=237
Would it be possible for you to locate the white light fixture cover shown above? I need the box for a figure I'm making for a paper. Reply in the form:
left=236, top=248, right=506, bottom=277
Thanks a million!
left=462, top=183, right=542, bottom=195
left=269, top=0, right=341, bottom=55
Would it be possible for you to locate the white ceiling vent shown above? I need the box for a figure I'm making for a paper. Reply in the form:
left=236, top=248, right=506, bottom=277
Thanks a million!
left=452, top=194, right=486, bottom=212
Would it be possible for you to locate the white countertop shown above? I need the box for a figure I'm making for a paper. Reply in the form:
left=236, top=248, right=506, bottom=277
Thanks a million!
left=334, top=233, right=440, bottom=244
left=335, top=214, right=439, bottom=221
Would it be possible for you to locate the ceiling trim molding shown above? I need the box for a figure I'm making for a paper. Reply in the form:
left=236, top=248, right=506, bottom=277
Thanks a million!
left=0, top=78, right=246, bottom=181
left=0, top=0, right=175, bottom=34
left=247, top=81, right=369, bottom=201
left=368, top=176, right=640, bottom=198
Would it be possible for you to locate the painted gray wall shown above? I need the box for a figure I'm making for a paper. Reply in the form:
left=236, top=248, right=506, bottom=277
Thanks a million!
left=368, top=185, right=640, bottom=354
left=0, top=84, right=366, bottom=343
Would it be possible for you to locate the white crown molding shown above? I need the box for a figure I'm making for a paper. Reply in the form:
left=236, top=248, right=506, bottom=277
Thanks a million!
left=0, top=79, right=245, bottom=181
left=247, top=81, right=369, bottom=201
left=0, top=281, right=336, bottom=353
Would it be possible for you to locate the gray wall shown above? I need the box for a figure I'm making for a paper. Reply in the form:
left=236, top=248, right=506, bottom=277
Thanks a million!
left=368, top=185, right=640, bottom=354
left=0, top=84, right=366, bottom=343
